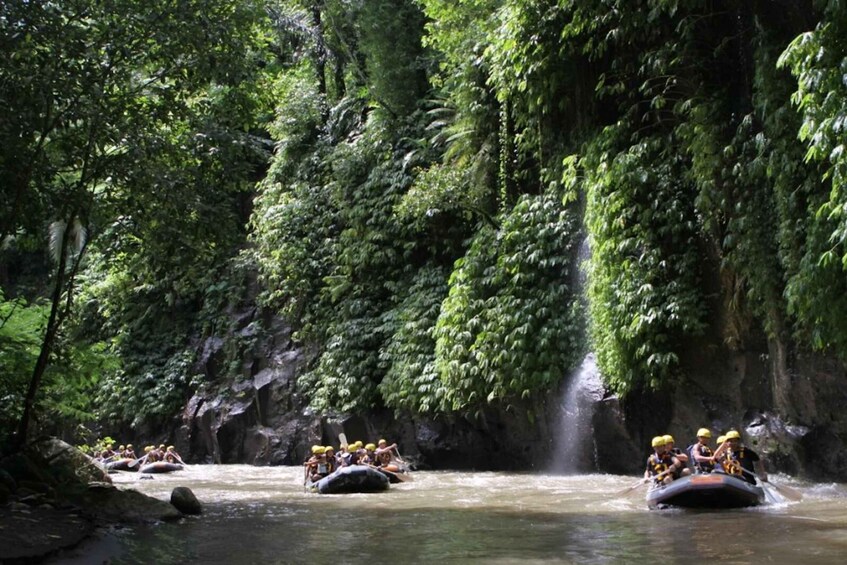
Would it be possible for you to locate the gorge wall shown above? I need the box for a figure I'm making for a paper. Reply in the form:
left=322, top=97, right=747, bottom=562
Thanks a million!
left=167, top=280, right=847, bottom=480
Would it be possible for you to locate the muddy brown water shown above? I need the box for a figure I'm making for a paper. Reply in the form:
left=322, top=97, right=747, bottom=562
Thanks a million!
left=49, top=465, right=847, bottom=564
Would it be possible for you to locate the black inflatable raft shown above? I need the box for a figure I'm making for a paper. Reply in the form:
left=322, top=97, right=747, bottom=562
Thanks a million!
left=646, top=473, right=765, bottom=509
left=105, top=459, right=137, bottom=472
left=139, top=462, right=184, bottom=474
left=310, top=465, right=390, bottom=494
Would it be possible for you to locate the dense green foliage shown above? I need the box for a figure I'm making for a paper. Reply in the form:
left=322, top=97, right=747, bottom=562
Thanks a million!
left=6, top=0, right=847, bottom=438
left=0, top=0, right=275, bottom=442
left=0, top=290, right=117, bottom=435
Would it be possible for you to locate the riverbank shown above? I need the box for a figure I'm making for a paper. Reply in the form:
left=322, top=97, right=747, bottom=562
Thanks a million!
left=0, top=502, right=94, bottom=562
left=0, top=438, right=185, bottom=563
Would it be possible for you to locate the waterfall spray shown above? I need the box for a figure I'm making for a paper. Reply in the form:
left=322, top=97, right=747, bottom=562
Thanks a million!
left=549, top=236, right=604, bottom=474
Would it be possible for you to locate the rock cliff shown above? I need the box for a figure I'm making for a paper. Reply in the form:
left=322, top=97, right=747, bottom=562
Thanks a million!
left=174, top=296, right=847, bottom=479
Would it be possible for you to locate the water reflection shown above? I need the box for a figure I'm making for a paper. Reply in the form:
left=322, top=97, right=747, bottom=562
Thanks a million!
left=51, top=466, right=847, bottom=564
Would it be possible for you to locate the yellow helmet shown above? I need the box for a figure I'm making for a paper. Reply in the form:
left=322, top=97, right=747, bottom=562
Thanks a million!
left=378, top=439, right=387, bottom=445
left=167, top=446, right=175, bottom=451
left=716, top=435, right=726, bottom=444
left=365, top=443, right=376, bottom=451
left=159, top=444, right=166, bottom=449
left=127, top=444, right=133, bottom=449
left=325, top=446, right=334, bottom=452
left=725, top=430, right=741, bottom=440
left=119, top=445, right=125, bottom=450
left=311, top=445, right=322, bottom=454
left=355, top=441, right=363, bottom=448
left=663, top=434, right=674, bottom=445
left=145, top=445, right=154, bottom=452
left=696, top=428, right=711, bottom=438
left=651, top=436, right=665, bottom=447
left=347, top=444, right=357, bottom=453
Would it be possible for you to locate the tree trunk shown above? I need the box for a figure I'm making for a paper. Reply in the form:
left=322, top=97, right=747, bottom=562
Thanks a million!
left=12, top=213, right=75, bottom=450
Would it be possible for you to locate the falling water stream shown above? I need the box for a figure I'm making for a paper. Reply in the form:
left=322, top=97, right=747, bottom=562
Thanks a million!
left=49, top=466, right=847, bottom=564
left=549, top=234, right=602, bottom=474
left=550, top=353, right=603, bottom=474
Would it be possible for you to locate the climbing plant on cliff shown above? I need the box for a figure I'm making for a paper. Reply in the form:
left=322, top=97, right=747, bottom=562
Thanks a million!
left=434, top=190, right=582, bottom=412
left=584, top=130, right=706, bottom=393
left=779, top=1, right=847, bottom=354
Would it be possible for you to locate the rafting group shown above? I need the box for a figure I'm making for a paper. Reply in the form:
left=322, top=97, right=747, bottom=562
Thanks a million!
left=641, top=428, right=785, bottom=508
left=92, top=441, right=186, bottom=474
left=304, top=438, right=411, bottom=494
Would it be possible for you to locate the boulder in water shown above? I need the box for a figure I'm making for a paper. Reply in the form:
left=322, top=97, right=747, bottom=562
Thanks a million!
left=170, top=486, right=202, bottom=515
left=27, top=437, right=112, bottom=485
left=71, top=483, right=183, bottom=523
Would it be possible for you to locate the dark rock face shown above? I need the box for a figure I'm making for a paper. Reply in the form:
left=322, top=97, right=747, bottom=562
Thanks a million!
left=170, top=486, right=202, bottom=515
left=181, top=313, right=321, bottom=466
left=174, top=285, right=847, bottom=479
left=617, top=271, right=847, bottom=481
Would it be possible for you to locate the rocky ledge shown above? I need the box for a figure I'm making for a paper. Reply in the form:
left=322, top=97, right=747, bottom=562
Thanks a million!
left=0, top=438, right=190, bottom=563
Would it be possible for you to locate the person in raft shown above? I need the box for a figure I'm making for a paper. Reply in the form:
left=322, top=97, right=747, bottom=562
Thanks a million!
left=304, top=445, right=330, bottom=484
left=164, top=445, right=186, bottom=465
left=644, top=435, right=683, bottom=485
left=143, top=444, right=159, bottom=464
left=375, top=439, right=401, bottom=470
left=663, top=434, right=690, bottom=479
left=713, top=430, right=768, bottom=485
left=122, top=444, right=137, bottom=460
left=323, top=446, right=338, bottom=474
left=360, top=443, right=377, bottom=465
left=98, top=443, right=116, bottom=461
left=341, top=444, right=360, bottom=467
left=687, top=428, right=716, bottom=473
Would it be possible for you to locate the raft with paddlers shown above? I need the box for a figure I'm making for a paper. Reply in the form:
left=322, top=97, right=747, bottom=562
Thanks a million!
left=646, top=472, right=765, bottom=509
left=105, top=459, right=138, bottom=472
left=139, top=462, right=184, bottom=474
left=308, top=464, right=390, bottom=494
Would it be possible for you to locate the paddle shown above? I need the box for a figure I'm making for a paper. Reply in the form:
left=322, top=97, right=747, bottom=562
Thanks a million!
left=127, top=455, right=148, bottom=469
left=739, top=468, right=802, bottom=502
left=338, top=433, right=348, bottom=451
left=170, top=455, right=188, bottom=467
left=615, top=467, right=676, bottom=496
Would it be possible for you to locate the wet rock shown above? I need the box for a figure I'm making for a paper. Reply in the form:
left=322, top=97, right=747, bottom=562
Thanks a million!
left=0, top=503, right=94, bottom=562
left=170, top=486, right=202, bottom=515
left=70, top=483, right=182, bottom=523
left=27, top=437, right=112, bottom=485
left=0, top=452, right=54, bottom=486
left=185, top=316, right=316, bottom=466
left=0, top=468, right=16, bottom=491
left=800, top=425, right=847, bottom=480
left=593, top=396, right=642, bottom=474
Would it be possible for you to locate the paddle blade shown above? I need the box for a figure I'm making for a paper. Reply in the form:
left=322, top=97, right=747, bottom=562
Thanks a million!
left=770, top=482, right=802, bottom=502
left=614, top=479, right=647, bottom=497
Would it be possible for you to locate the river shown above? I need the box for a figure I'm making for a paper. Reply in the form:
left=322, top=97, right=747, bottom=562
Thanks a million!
left=50, top=466, right=847, bottom=564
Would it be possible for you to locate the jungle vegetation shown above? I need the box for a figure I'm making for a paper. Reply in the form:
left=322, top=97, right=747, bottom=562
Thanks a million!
left=2, top=0, right=846, bottom=445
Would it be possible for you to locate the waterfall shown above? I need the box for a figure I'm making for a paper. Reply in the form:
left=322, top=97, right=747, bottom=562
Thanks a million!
left=549, top=352, right=603, bottom=474
left=549, top=236, right=603, bottom=474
